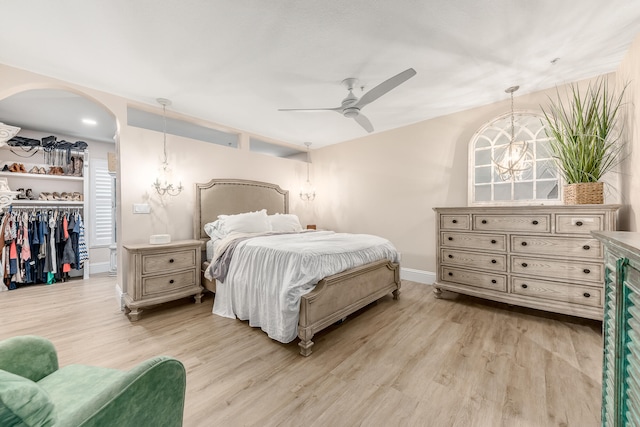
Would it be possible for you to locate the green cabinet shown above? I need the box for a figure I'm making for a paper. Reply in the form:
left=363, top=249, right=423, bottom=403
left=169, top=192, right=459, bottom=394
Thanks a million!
left=593, top=232, right=640, bottom=426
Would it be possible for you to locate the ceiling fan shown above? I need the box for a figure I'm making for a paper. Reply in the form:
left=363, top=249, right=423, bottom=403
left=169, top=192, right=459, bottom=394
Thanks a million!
left=278, top=68, right=417, bottom=133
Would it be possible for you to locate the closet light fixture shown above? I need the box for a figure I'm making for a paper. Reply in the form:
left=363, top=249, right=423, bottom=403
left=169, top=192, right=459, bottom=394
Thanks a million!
left=153, top=98, right=183, bottom=197
left=493, top=86, right=533, bottom=181
left=299, top=142, right=316, bottom=202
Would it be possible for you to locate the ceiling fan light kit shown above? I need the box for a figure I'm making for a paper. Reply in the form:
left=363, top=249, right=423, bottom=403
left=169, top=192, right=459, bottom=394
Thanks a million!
left=279, top=68, right=417, bottom=133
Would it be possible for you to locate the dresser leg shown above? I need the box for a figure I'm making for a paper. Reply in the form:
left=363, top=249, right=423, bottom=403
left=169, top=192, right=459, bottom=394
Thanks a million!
left=193, top=292, right=203, bottom=304
left=128, top=308, right=142, bottom=321
left=433, top=287, right=443, bottom=299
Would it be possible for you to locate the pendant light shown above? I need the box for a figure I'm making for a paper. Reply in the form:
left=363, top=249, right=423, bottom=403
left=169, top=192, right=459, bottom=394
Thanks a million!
left=299, top=142, right=316, bottom=201
left=493, top=86, right=533, bottom=181
left=152, top=98, right=183, bottom=196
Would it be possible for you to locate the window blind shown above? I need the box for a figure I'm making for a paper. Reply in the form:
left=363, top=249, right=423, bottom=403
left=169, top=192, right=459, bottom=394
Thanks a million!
left=90, top=158, right=113, bottom=247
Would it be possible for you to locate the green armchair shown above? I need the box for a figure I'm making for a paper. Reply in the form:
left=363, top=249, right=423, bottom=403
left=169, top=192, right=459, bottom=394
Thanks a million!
left=0, top=335, right=186, bottom=427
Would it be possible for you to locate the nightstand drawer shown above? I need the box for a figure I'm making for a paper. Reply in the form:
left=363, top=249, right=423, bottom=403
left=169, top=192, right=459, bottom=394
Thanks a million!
left=511, top=235, right=602, bottom=259
left=473, top=214, right=551, bottom=233
left=142, top=270, right=196, bottom=297
left=441, top=249, right=506, bottom=272
left=142, top=249, right=196, bottom=274
left=442, top=232, right=506, bottom=251
left=556, top=214, right=604, bottom=234
left=511, top=277, right=602, bottom=307
left=441, top=266, right=506, bottom=292
left=511, top=256, right=603, bottom=283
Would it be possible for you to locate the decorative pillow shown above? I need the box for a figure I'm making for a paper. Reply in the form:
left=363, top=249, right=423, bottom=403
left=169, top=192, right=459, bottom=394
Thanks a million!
left=217, top=209, right=272, bottom=234
left=268, top=214, right=303, bottom=232
left=204, top=219, right=226, bottom=239
left=0, top=369, right=56, bottom=427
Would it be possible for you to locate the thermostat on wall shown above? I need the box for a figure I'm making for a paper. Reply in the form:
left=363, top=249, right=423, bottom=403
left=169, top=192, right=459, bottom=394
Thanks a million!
left=149, top=234, right=171, bottom=245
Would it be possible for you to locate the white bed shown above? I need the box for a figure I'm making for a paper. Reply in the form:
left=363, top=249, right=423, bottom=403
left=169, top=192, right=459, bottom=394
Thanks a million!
left=194, top=179, right=401, bottom=356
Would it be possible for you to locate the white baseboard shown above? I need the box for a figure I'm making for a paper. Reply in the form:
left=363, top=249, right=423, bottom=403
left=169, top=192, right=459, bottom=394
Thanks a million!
left=115, top=284, right=125, bottom=311
left=400, top=268, right=435, bottom=285
left=90, top=262, right=110, bottom=275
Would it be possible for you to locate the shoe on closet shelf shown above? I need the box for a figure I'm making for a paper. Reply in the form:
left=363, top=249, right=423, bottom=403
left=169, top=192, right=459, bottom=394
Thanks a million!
left=71, top=192, right=83, bottom=201
left=28, top=166, right=39, bottom=174
left=16, top=188, right=27, bottom=199
left=25, top=189, right=34, bottom=200
left=2, top=164, right=9, bottom=172
left=38, top=166, right=46, bottom=174
left=38, top=192, right=51, bottom=201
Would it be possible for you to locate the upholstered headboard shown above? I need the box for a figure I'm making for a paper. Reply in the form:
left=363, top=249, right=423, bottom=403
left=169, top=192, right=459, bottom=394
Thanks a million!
left=193, top=179, right=289, bottom=242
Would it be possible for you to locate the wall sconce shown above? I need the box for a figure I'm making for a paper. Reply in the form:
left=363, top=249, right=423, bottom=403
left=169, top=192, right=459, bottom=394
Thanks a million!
left=153, top=98, right=183, bottom=197
left=299, top=142, right=316, bottom=201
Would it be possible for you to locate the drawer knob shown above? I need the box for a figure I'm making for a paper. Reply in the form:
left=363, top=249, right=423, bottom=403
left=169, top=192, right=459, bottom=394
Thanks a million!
left=448, top=254, right=453, bottom=259
left=521, top=284, right=528, bottom=289
left=532, top=220, right=539, bottom=225
left=169, top=258, right=175, bottom=263
left=448, top=237, right=453, bottom=241
left=583, top=268, right=591, bottom=274
left=583, top=292, right=591, bottom=298
left=521, top=242, right=527, bottom=246
left=169, top=279, right=175, bottom=284
left=491, top=279, right=497, bottom=284
left=481, top=219, right=487, bottom=224
left=452, top=219, right=458, bottom=224
left=491, top=239, right=497, bottom=244
left=583, top=245, right=590, bottom=250
left=521, top=263, right=528, bottom=267
left=448, top=272, right=453, bottom=277
left=576, top=221, right=583, bottom=226
left=491, top=259, right=497, bottom=264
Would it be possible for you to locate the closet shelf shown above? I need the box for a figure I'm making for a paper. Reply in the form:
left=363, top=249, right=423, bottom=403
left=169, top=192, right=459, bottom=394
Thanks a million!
left=11, top=200, right=84, bottom=206
left=0, top=172, right=83, bottom=182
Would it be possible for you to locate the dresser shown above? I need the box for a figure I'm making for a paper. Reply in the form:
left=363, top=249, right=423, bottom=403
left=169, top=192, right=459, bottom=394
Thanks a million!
left=592, top=232, right=640, bottom=426
left=433, top=205, right=619, bottom=320
left=123, top=239, right=203, bottom=321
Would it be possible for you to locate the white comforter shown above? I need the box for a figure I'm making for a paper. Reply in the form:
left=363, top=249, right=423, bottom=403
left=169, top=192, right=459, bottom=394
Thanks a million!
left=208, top=230, right=399, bottom=343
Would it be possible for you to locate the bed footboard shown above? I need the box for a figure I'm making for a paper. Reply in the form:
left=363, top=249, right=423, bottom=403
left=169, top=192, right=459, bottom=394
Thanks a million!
left=297, top=259, right=400, bottom=356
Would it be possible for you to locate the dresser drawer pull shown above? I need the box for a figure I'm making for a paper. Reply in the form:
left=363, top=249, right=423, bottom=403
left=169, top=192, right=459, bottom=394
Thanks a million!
left=532, top=220, right=539, bottom=225
left=521, top=242, right=527, bottom=246
left=491, top=279, right=497, bottom=284
left=583, top=292, right=591, bottom=298
left=521, top=263, right=528, bottom=267
left=491, top=259, right=497, bottom=264
left=481, top=219, right=487, bottom=224
left=169, top=258, right=175, bottom=263
left=448, top=272, right=453, bottom=277
left=583, top=245, right=590, bottom=250
left=491, top=239, right=497, bottom=244
left=448, top=254, right=453, bottom=259
left=448, top=237, right=453, bottom=241
left=576, top=221, right=583, bottom=226
left=583, top=268, right=591, bottom=274
left=521, top=284, right=528, bottom=289
left=169, top=279, right=175, bottom=284
left=452, top=219, right=458, bottom=224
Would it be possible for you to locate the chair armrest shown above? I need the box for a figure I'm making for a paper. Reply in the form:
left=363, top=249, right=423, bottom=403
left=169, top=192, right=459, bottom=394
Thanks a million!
left=0, top=335, right=59, bottom=381
left=78, top=356, right=186, bottom=427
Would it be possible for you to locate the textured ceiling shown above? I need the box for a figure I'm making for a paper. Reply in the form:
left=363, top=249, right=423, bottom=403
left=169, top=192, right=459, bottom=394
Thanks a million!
left=1, top=0, right=640, bottom=148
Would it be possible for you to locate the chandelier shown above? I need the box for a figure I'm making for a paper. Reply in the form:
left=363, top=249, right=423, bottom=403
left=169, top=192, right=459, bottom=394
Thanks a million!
left=153, top=98, right=183, bottom=197
left=493, top=86, right=533, bottom=181
left=299, top=142, right=316, bottom=201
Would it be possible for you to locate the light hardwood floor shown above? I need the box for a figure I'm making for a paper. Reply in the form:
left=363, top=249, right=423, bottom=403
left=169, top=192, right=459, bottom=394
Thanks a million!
left=0, top=275, right=603, bottom=426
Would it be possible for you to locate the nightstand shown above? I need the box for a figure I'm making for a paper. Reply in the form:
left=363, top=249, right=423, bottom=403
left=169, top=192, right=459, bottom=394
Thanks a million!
left=123, top=239, right=203, bottom=321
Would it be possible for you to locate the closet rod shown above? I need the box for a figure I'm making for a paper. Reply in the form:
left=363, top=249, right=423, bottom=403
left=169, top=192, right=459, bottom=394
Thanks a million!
left=7, top=205, right=84, bottom=211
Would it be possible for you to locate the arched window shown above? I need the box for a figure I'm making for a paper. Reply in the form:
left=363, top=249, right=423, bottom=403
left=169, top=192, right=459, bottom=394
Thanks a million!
left=469, top=111, right=561, bottom=205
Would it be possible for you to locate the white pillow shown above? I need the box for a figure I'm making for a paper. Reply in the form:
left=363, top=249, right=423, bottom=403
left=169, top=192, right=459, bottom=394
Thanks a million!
left=204, top=219, right=226, bottom=239
left=268, top=213, right=303, bottom=232
left=217, top=209, right=272, bottom=234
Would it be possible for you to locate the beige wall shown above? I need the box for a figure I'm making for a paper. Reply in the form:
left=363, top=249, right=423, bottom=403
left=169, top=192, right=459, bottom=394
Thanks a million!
left=616, top=32, right=640, bottom=231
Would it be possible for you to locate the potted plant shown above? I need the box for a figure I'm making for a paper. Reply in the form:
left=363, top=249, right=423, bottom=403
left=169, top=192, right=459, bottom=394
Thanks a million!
left=541, top=77, right=627, bottom=204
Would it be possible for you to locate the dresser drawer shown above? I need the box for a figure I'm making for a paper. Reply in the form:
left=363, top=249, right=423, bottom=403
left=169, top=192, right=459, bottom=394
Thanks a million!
left=142, top=270, right=196, bottom=297
left=441, top=249, right=506, bottom=272
left=511, top=235, right=602, bottom=259
left=441, top=266, right=506, bottom=292
left=556, top=214, right=604, bottom=234
left=142, top=249, right=196, bottom=274
left=511, top=256, right=603, bottom=283
left=442, top=232, right=506, bottom=251
left=473, top=214, right=551, bottom=233
left=440, top=214, right=470, bottom=230
left=511, top=277, right=602, bottom=307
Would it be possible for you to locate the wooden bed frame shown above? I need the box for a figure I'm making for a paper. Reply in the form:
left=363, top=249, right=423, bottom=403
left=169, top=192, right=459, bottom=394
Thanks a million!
left=194, top=178, right=400, bottom=356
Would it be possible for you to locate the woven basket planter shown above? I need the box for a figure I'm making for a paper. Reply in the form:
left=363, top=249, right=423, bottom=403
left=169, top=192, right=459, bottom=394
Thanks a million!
left=563, top=182, right=604, bottom=205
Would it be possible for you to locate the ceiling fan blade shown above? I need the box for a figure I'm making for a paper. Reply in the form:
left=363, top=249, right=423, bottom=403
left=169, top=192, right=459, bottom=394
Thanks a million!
left=278, top=107, right=342, bottom=112
left=354, top=68, right=417, bottom=109
left=354, top=113, right=374, bottom=133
